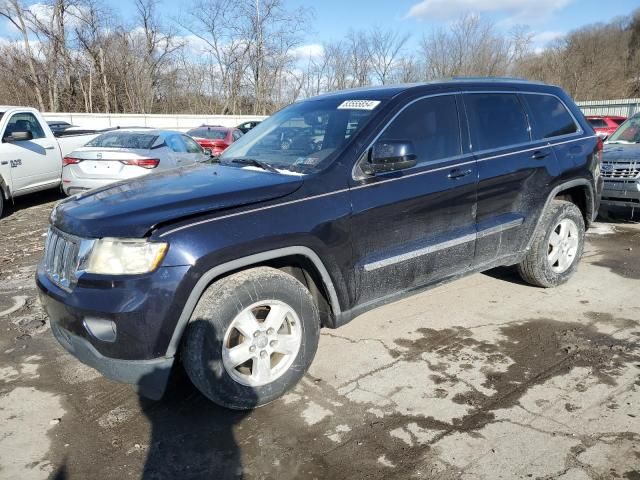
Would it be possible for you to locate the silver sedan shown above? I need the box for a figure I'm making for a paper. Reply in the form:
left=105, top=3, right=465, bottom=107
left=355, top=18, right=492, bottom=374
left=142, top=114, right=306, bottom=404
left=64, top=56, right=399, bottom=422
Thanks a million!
left=61, top=129, right=209, bottom=195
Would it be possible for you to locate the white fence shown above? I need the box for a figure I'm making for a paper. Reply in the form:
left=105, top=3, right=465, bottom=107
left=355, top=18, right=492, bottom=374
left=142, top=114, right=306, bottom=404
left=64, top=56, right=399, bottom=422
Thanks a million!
left=40, top=98, right=640, bottom=132
left=576, top=98, right=640, bottom=117
left=41, top=112, right=268, bottom=131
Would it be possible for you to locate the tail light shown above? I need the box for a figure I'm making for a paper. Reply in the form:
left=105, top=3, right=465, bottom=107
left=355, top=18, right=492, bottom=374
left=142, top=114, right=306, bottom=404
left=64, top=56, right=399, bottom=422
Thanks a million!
left=120, top=158, right=160, bottom=169
left=596, top=137, right=603, bottom=163
left=63, top=157, right=82, bottom=166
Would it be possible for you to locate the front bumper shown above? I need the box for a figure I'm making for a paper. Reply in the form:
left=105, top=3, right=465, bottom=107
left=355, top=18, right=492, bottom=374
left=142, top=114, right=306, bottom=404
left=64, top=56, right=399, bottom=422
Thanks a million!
left=601, top=179, right=640, bottom=208
left=50, top=318, right=173, bottom=399
left=37, top=262, right=191, bottom=398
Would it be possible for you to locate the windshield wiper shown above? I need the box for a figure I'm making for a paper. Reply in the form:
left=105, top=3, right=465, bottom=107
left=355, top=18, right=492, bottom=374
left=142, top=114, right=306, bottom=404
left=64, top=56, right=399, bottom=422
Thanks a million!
left=230, top=157, right=279, bottom=173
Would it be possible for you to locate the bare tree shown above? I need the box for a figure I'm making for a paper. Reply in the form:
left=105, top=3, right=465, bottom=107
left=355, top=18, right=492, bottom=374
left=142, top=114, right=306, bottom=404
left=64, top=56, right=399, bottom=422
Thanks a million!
left=367, top=28, right=410, bottom=84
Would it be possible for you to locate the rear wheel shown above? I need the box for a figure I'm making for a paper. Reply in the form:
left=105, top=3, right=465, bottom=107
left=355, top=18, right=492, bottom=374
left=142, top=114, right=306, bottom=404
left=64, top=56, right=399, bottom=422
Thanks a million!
left=181, top=267, right=320, bottom=410
left=518, top=200, right=585, bottom=288
left=0, top=192, right=3, bottom=218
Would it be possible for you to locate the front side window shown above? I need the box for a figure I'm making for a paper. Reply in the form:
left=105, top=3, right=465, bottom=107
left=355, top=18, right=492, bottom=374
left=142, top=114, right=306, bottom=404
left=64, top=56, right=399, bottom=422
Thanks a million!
left=465, top=93, right=530, bottom=151
left=220, top=97, right=383, bottom=173
left=5, top=112, right=45, bottom=140
left=182, top=135, right=203, bottom=154
left=608, top=114, right=640, bottom=144
left=523, top=94, right=578, bottom=139
left=375, top=95, right=461, bottom=165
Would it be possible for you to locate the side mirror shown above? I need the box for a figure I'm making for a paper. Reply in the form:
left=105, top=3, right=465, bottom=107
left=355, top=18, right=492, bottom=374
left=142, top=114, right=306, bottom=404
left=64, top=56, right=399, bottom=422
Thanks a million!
left=5, top=130, right=33, bottom=142
left=363, top=140, right=417, bottom=175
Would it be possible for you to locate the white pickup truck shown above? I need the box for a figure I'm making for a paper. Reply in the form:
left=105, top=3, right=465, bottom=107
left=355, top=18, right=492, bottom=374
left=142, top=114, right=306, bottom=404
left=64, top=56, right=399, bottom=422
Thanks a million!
left=0, top=106, right=98, bottom=217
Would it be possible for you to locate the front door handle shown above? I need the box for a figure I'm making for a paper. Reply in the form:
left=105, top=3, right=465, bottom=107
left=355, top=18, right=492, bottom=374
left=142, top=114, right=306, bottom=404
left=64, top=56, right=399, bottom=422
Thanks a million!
left=448, top=168, right=473, bottom=180
left=43, top=144, right=55, bottom=150
left=532, top=150, right=550, bottom=160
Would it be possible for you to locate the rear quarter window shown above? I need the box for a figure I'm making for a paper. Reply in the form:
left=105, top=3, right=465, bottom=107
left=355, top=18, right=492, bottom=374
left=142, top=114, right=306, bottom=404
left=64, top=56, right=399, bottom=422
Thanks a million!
left=522, top=94, right=578, bottom=139
left=465, top=93, right=530, bottom=151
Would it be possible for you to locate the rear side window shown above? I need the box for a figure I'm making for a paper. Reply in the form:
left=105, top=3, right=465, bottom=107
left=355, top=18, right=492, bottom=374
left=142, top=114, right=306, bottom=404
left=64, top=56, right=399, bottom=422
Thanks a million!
left=165, top=134, right=188, bottom=153
left=465, top=93, right=530, bottom=151
left=378, top=95, right=461, bottom=165
left=522, top=94, right=578, bottom=139
left=612, top=118, right=626, bottom=126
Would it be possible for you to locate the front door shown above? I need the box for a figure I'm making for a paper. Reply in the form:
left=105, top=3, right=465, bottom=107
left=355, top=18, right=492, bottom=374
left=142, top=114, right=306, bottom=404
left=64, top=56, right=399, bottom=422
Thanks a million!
left=350, top=94, right=478, bottom=306
left=2, top=112, right=61, bottom=193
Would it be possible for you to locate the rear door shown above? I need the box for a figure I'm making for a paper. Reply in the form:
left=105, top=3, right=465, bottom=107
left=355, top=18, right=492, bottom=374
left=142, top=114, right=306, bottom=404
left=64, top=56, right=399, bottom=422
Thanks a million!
left=350, top=94, right=478, bottom=305
left=2, top=111, right=61, bottom=193
left=464, top=92, right=559, bottom=266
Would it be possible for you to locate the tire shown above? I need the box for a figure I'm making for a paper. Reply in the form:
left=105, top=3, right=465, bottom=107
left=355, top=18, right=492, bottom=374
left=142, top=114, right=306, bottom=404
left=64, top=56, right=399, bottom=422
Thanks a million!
left=0, top=192, right=3, bottom=218
left=181, top=266, right=320, bottom=410
left=518, top=200, right=585, bottom=288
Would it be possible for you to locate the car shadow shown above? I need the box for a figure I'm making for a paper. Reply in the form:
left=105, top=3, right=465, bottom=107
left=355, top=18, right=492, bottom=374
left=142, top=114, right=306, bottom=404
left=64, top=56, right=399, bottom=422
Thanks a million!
left=138, top=321, right=256, bottom=480
left=597, top=206, right=640, bottom=224
left=481, top=265, right=531, bottom=286
left=3, top=188, right=64, bottom=216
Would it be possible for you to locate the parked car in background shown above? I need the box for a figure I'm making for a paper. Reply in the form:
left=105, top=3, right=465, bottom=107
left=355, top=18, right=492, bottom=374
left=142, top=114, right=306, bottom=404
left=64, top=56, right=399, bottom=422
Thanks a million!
left=187, top=125, right=243, bottom=156
left=237, top=120, right=261, bottom=134
left=0, top=107, right=98, bottom=217
left=600, top=113, right=640, bottom=210
left=47, top=120, right=74, bottom=133
left=38, top=79, right=602, bottom=409
left=61, top=129, right=208, bottom=196
left=586, top=115, right=626, bottom=140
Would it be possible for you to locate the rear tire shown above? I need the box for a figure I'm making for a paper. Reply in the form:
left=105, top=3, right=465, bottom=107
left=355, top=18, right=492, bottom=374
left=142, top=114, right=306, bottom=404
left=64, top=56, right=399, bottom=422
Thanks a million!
left=518, top=200, right=585, bottom=288
left=181, top=267, right=320, bottom=410
left=0, top=192, right=4, bottom=218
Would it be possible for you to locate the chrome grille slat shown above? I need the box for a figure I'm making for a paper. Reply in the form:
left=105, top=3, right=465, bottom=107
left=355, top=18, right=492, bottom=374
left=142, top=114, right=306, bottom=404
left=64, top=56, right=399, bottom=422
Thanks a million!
left=602, top=162, right=640, bottom=179
left=43, top=227, right=84, bottom=291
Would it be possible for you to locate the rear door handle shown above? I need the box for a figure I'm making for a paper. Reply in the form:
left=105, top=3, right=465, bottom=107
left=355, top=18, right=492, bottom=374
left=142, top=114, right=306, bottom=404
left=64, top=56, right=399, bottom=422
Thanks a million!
left=448, top=168, right=473, bottom=180
left=43, top=144, right=55, bottom=150
left=531, top=150, right=550, bottom=160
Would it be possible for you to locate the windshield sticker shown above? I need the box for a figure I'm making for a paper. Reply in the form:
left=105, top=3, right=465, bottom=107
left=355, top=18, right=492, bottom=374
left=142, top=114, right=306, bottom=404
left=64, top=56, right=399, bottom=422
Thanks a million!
left=337, top=100, right=381, bottom=110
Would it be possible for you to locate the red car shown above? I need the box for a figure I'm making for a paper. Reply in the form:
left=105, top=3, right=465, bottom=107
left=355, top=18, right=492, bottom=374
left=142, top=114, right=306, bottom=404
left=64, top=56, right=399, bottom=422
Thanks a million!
left=586, top=115, right=626, bottom=139
left=187, top=125, right=243, bottom=156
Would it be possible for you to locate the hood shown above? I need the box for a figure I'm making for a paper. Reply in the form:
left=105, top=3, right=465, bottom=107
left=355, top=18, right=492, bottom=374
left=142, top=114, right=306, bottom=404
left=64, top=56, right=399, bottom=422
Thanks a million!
left=52, top=163, right=304, bottom=238
left=603, top=143, right=640, bottom=162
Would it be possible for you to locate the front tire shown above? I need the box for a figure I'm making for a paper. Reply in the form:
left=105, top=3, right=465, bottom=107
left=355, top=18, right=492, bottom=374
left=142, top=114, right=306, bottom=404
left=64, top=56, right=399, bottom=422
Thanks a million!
left=181, top=267, right=320, bottom=410
left=518, top=200, right=585, bottom=288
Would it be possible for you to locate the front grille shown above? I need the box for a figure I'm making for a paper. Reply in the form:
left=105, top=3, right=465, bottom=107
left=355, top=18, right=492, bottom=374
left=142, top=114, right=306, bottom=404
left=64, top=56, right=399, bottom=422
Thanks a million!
left=43, top=227, right=82, bottom=290
left=601, top=162, right=640, bottom=179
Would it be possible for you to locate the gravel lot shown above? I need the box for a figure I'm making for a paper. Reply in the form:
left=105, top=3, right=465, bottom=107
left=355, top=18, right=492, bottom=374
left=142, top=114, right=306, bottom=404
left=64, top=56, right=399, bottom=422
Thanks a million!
left=0, top=192, right=639, bottom=480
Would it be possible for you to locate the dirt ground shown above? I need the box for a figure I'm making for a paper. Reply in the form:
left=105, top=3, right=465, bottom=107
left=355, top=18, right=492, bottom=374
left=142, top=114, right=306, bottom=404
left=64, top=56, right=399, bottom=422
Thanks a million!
left=0, top=192, right=639, bottom=480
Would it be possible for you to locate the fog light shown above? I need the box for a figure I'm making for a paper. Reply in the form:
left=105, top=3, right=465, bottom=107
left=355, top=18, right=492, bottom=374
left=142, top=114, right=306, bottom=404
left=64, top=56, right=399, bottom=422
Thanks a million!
left=83, top=317, right=117, bottom=343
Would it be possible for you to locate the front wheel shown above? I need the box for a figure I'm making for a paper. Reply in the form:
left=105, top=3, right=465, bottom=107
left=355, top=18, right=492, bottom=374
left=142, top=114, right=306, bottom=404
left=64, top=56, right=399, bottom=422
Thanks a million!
left=181, top=267, right=320, bottom=410
left=518, top=200, right=586, bottom=288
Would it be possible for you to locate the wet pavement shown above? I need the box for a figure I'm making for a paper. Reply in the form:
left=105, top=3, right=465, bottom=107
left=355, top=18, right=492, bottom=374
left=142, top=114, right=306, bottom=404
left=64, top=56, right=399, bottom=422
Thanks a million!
left=0, top=192, right=639, bottom=480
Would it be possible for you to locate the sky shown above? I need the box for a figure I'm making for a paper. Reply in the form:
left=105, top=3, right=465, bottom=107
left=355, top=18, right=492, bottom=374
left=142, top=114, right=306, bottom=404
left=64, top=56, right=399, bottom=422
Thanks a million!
left=1, top=0, right=638, bottom=54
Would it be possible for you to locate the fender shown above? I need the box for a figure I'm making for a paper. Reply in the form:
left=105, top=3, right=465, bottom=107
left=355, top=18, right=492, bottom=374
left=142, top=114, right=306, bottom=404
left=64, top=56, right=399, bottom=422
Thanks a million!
left=525, top=178, right=596, bottom=252
left=164, top=246, right=341, bottom=357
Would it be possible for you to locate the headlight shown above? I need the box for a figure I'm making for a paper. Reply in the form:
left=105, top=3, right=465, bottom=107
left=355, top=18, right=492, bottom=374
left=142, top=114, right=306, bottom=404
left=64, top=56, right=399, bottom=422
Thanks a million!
left=84, top=238, right=168, bottom=275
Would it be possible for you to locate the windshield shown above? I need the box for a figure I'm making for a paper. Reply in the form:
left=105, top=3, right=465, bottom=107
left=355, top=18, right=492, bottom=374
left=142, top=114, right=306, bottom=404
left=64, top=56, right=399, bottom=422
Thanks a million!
left=86, top=132, right=158, bottom=149
left=188, top=128, right=228, bottom=140
left=220, top=97, right=384, bottom=173
left=608, top=115, right=640, bottom=144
